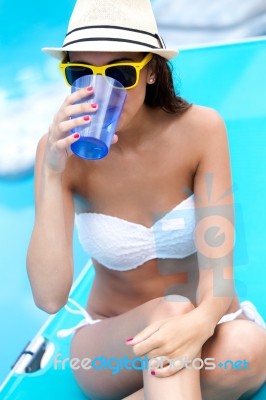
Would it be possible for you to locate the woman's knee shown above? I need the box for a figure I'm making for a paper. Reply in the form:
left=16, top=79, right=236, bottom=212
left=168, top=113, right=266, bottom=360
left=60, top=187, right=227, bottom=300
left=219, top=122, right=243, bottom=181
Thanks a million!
left=202, top=320, right=266, bottom=394
left=148, top=294, right=194, bottom=323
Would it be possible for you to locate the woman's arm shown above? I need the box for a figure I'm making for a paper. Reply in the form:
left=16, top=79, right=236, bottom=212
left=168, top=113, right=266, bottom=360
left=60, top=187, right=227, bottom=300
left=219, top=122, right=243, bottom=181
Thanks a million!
left=126, top=107, right=236, bottom=377
left=191, top=107, right=235, bottom=335
left=26, top=86, right=96, bottom=314
left=27, top=86, right=118, bottom=314
left=26, top=133, right=75, bottom=314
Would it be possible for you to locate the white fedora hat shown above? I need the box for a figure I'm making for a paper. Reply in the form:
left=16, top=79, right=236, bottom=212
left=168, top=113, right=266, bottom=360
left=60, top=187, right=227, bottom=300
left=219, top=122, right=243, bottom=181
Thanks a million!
left=42, top=0, right=178, bottom=61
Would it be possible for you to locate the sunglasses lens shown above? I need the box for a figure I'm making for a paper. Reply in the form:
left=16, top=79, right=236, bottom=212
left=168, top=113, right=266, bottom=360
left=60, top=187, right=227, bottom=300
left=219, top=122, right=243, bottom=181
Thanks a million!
left=106, top=66, right=137, bottom=88
left=65, top=66, right=93, bottom=85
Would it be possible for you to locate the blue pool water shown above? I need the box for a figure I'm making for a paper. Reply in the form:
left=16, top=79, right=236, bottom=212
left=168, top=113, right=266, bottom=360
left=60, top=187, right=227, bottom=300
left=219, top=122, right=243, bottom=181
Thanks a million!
left=0, top=177, right=88, bottom=383
left=0, top=2, right=82, bottom=384
left=0, top=0, right=74, bottom=95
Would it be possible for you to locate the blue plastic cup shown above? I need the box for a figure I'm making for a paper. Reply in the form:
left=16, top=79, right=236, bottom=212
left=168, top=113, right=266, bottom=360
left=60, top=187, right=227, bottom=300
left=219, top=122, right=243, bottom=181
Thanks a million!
left=70, top=75, right=127, bottom=160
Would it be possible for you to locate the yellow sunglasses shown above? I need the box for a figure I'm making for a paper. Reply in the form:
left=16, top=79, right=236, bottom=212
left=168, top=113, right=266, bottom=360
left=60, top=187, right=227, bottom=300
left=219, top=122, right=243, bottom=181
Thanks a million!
left=59, top=53, right=153, bottom=89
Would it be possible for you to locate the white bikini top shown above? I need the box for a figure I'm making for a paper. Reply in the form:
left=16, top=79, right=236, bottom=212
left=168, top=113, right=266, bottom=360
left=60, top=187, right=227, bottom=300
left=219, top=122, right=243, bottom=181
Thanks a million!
left=75, top=194, right=197, bottom=271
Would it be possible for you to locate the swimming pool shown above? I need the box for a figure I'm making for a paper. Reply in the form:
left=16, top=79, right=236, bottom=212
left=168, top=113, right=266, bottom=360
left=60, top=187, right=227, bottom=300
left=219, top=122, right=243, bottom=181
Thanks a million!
left=0, top=176, right=88, bottom=384
left=0, top=38, right=265, bottom=398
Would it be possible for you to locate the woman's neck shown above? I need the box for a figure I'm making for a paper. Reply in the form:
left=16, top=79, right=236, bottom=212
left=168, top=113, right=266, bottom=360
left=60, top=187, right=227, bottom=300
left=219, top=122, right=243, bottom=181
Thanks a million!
left=114, top=105, right=165, bottom=152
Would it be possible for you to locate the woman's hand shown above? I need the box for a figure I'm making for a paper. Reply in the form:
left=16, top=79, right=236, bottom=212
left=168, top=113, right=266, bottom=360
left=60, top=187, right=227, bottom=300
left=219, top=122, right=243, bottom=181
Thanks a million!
left=44, top=86, right=118, bottom=173
left=126, top=313, right=210, bottom=377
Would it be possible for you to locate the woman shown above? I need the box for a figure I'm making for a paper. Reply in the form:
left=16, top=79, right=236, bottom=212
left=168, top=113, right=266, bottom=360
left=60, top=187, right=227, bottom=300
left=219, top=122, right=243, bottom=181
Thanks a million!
left=27, top=0, right=266, bottom=399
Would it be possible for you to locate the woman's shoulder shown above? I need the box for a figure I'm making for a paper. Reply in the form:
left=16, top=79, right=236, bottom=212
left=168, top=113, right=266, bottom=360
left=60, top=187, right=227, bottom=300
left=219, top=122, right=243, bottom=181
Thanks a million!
left=181, top=104, right=225, bottom=126
left=164, top=104, right=228, bottom=170
left=173, top=104, right=227, bottom=142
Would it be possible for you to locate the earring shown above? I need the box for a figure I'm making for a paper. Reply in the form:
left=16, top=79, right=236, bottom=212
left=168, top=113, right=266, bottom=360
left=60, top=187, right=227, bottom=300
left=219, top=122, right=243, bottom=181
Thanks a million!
left=149, top=77, right=156, bottom=84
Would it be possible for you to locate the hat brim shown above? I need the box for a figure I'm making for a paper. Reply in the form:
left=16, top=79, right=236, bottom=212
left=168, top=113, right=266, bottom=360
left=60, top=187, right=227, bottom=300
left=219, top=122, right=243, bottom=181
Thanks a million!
left=42, top=43, right=178, bottom=61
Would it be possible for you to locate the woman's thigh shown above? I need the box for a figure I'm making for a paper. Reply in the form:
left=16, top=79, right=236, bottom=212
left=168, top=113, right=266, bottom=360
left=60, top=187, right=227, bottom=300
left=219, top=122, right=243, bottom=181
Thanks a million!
left=201, top=319, right=266, bottom=400
left=70, top=295, right=193, bottom=400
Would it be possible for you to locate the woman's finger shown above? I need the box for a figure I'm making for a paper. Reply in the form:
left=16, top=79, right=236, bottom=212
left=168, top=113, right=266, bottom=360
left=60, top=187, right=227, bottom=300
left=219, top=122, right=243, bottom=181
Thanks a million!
left=53, top=132, right=81, bottom=152
left=129, top=329, right=165, bottom=358
left=61, top=101, right=98, bottom=120
left=150, top=363, right=182, bottom=378
left=111, top=134, right=118, bottom=144
left=64, top=86, right=94, bottom=106
left=148, top=356, right=185, bottom=378
left=57, top=114, right=91, bottom=135
left=126, top=320, right=162, bottom=346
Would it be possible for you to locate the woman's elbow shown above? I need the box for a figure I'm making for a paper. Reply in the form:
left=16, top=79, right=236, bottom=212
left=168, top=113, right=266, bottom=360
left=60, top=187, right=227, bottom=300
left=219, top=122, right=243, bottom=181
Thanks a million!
left=34, top=297, right=68, bottom=315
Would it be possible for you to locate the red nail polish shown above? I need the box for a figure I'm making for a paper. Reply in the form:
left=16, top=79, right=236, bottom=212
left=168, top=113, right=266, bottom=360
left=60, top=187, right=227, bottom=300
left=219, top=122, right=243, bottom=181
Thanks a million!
left=83, top=116, right=90, bottom=121
left=151, top=370, right=156, bottom=376
left=91, top=103, right=98, bottom=109
left=73, top=133, right=80, bottom=139
left=87, top=86, right=93, bottom=91
left=126, top=338, right=133, bottom=342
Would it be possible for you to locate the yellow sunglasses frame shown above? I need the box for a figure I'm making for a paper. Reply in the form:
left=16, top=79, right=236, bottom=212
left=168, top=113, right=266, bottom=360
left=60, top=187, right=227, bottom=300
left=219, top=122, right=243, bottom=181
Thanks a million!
left=59, top=53, right=153, bottom=89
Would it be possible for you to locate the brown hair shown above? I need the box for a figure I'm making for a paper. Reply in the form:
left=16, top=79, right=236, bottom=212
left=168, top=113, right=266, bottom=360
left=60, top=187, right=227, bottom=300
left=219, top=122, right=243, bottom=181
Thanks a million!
left=145, top=54, right=191, bottom=115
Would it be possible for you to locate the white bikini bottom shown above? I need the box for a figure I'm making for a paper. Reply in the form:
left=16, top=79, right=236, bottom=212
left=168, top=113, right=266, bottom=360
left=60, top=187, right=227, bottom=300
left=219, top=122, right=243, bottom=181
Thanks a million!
left=57, top=299, right=265, bottom=338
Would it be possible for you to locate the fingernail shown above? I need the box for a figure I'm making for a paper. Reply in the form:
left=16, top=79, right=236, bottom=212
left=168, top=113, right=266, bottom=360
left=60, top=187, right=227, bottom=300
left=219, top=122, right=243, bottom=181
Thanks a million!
left=83, top=116, right=91, bottom=121
left=87, top=86, right=93, bottom=91
left=73, top=133, right=80, bottom=139
left=91, top=103, right=98, bottom=109
left=125, top=338, right=133, bottom=342
left=151, top=370, right=156, bottom=376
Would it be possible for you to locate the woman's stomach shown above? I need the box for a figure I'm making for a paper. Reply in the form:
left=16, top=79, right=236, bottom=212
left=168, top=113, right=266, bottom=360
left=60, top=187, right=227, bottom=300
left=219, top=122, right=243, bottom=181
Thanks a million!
left=86, top=253, right=200, bottom=319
